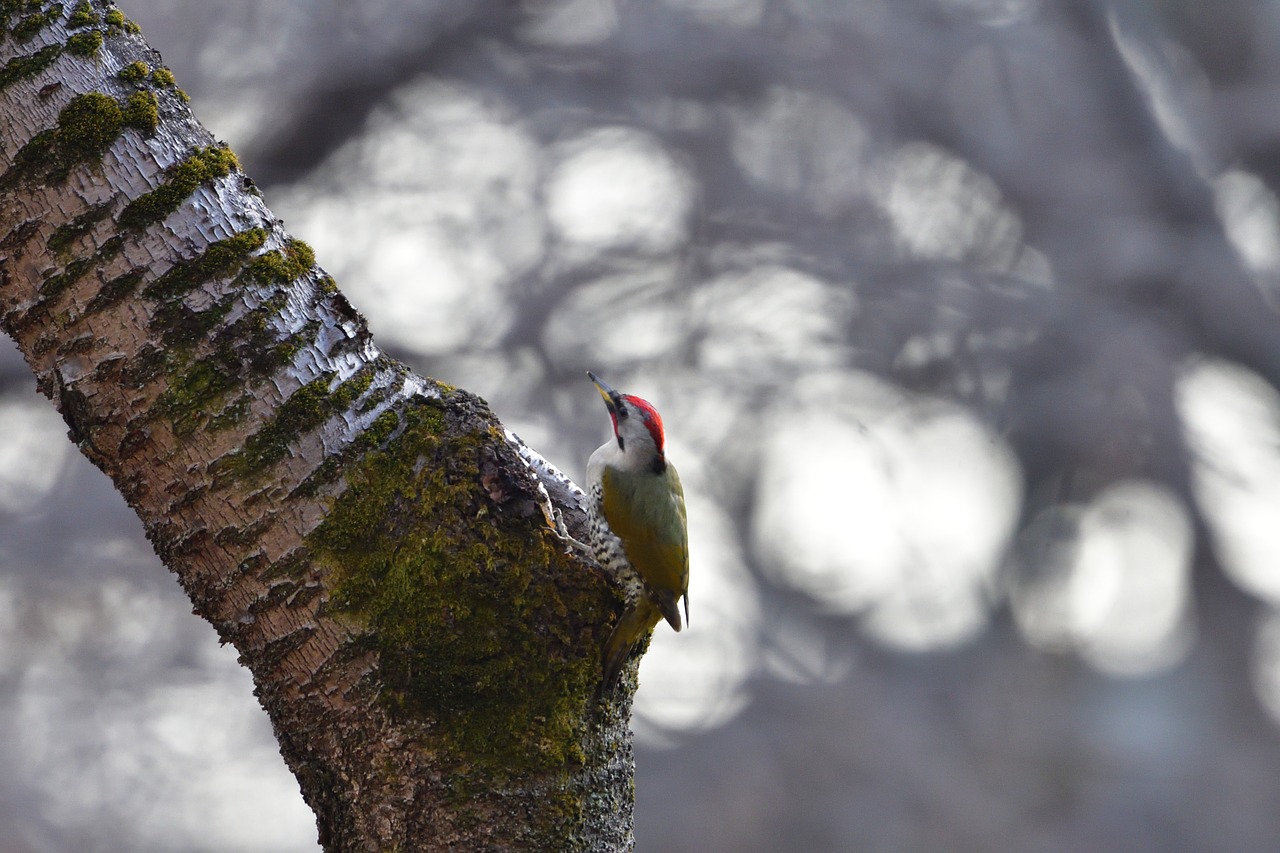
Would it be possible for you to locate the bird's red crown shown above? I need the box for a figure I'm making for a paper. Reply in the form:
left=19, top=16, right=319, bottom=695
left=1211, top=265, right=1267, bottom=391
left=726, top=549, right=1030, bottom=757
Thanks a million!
left=622, top=394, right=665, bottom=456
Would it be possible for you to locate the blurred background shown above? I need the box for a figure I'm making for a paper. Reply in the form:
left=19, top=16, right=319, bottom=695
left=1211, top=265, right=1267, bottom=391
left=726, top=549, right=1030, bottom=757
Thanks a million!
left=6, top=0, right=1280, bottom=850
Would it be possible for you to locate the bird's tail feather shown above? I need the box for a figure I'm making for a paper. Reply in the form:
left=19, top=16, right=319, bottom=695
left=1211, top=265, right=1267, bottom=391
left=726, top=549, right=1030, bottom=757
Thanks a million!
left=602, top=599, right=662, bottom=691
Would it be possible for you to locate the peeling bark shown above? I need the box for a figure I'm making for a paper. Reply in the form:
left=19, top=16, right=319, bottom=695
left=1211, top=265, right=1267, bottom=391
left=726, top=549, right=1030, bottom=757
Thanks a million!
left=0, top=3, right=636, bottom=849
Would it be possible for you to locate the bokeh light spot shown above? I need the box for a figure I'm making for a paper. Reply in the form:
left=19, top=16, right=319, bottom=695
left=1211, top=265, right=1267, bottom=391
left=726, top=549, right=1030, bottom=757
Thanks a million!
left=1071, top=482, right=1193, bottom=676
left=729, top=86, right=871, bottom=216
left=7, top=578, right=314, bottom=851
left=1011, top=482, right=1193, bottom=676
left=665, top=0, right=766, bottom=28
left=1177, top=358, right=1280, bottom=604
left=1214, top=170, right=1280, bottom=276
left=1251, top=609, right=1280, bottom=726
left=543, top=269, right=688, bottom=365
left=876, top=141, right=1023, bottom=271
left=519, top=0, right=618, bottom=46
left=545, top=127, right=693, bottom=256
left=0, top=399, right=70, bottom=513
left=694, top=265, right=854, bottom=378
left=272, top=80, right=543, bottom=356
left=753, top=372, right=1021, bottom=650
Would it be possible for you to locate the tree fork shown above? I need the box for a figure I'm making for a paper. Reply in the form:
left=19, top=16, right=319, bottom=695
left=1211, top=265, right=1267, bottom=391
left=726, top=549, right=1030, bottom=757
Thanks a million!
left=0, top=2, right=636, bottom=849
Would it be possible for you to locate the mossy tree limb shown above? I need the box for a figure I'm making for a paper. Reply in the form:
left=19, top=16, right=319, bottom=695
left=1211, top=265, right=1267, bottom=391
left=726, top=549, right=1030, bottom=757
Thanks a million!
left=0, top=3, right=636, bottom=850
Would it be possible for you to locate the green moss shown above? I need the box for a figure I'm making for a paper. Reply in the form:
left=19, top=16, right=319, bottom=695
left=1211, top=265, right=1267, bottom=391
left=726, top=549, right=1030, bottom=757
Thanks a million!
left=66, top=0, right=94, bottom=27
left=36, top=232, right=123, bottom=306
left=120, top=343, right=167, bottom=388
left=116, top=59, right=147, bottom=81
left=214, top=517, right=274, bottom=549
left=238, top=378, right=328, bottom=468
left=0, top=218, right=40, bottom=251
left=47, top=200, right=112, bottom=257
left=132, top=230, right=275, bottom=428
left=65, top=28, right=101, bottom=56
left=221, top=374, right=348, bottom=476
left=257, top=550, right=307, bottom=583
left=207, top=393, right=252, bottom=432
left=84, top=267, right=141, bottom=313
left=356, top=384, right=391, bottom=415
left=247, top=238, right=315, bottom=285
left=258, top=319, right=318, bottom=372
left=214, top=291, right=283, bottom=340
left=142, top=229, right=266, bottom=301
left=39, top=253, right=94, bottom=299
left=330, top=368, right=373, bottom=408
left=10, top=136, right=55, bottom=189
left=122, top=90, right=158, bottom=134
left=158, top=359, right=239, bottom=435
left=0, top=43, right=62, bottom=90
left=290, top=407, right=401, bottom=499
left=153, top=294, right=235, bottom=349
left=97, top=232, right=123, bottom=256
left=198, top=279, right=320, bottom=377
left=0, top=0, right=44, bottom=27
left=148, top=65, right=186, bottom=100
left=0, top=92, right=126, bottom=190
left=156, top=315, right=317, bottom=436
left=12, top=2, right=62, bottom=41
left=191, top=294, right=297, bottom=378
left=364, top=408, right=400, bottom=445
left=56, top=91, right=120, bottom=159
left=117, top=144, right=239, bottom=230
left=102, top=6, right=136, bottom=32
left=154, top=300, right=326, bottom=438
left=307, top=399, right=599, bottom=781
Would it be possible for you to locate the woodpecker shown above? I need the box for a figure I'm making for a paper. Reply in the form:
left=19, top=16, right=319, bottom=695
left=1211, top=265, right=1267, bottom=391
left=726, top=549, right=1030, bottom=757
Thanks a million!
left=585, top=371, right=689, bottom=690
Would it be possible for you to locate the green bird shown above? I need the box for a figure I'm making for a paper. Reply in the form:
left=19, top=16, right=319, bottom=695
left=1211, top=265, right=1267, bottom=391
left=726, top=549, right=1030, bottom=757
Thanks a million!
left=585, top=372, right=690, bottom=690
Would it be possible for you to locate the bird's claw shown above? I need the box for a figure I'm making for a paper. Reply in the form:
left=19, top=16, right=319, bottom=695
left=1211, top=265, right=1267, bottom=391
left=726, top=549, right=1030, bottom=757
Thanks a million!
left=551, top=506, right=592, bottom=555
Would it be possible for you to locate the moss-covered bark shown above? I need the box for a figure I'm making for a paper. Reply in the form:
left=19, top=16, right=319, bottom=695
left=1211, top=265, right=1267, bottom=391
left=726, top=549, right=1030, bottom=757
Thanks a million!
left=313, top=402, right=602, bottom=779
left=0, top=3, right=637, bottom=850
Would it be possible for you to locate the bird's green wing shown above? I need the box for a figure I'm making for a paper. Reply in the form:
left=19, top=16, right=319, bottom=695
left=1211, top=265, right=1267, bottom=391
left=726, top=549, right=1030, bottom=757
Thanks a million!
left=601, top=463, right=689, bottom=631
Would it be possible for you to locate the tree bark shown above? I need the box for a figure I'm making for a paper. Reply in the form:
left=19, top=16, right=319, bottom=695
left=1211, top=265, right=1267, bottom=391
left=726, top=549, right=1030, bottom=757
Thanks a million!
left=0, top=3, right=636, bottom=849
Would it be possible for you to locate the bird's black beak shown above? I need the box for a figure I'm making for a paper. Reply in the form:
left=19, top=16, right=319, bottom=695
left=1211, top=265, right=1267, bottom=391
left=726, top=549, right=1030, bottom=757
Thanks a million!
left=587, top=371, right=621, bottom=415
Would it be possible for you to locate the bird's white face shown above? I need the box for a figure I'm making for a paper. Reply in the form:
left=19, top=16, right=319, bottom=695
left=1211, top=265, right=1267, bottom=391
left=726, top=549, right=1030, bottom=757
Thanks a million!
left=588, top=372, right=667, bottom=471
left=612, top=396, right=664, bottom=458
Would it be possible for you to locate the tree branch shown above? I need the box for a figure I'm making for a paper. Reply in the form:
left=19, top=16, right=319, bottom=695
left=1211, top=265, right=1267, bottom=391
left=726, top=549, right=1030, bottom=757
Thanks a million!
left=0, top=2, right=634, bottom=849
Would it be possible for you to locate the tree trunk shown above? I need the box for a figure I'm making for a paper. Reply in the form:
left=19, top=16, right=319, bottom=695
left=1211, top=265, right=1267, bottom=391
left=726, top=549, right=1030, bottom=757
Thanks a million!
left=0, top=3, right=636, bottom=849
